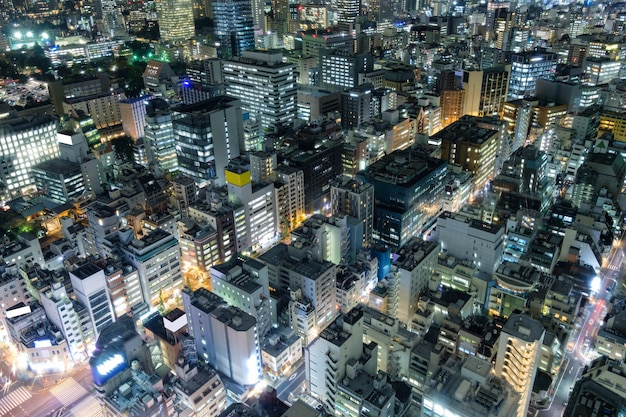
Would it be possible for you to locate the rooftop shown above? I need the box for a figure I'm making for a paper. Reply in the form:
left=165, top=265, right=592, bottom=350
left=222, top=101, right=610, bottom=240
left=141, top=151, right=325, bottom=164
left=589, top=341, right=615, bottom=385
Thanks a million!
left=502, top=314, right=545, bottom=343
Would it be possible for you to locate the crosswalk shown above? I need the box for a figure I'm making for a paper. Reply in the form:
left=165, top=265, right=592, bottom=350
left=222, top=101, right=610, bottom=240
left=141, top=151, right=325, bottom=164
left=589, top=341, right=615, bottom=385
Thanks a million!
left=69, top=395, right=103, bottom=417
left=0, top=386, right=32, bottom=415
left=50, top=378, right=88, bottom=406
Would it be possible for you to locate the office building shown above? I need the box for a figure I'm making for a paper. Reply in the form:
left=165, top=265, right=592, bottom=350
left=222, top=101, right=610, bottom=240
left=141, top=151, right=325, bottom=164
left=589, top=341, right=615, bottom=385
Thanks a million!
left=223, top=51, right=297, bottom=138
left=225, top=164, right=278, bottom=252
left=57, top=129, right=104, bottom=195
left=187, top=200, right=238, bottom=267
left=212, top=0, right=255, bottom=59
left=583, top=57, right=621, bottom=86
left=284, top=140, right=343, bottom=212
left=437, top=211, right=504, bottom=274
left=331, top=179, right=375, bottom=248
left=183, top=288, right=262, bottom=386
left=571, top=152, right=626, bottom=209
left=119, top=95, right=154, bottom=140
left=0, top=114, right=59, bottom=199
left=320, top=50, right=373, bottom=92
left=155, top=0, right=195, bottom=42
left=356, top=148, right=448, bottom=248
left=462, top=66, right=511, bottom=117
left=144, top=99, right=178, bottom=175
left=433, top=115, right=500, bottom=191
left=31, top=158, right=85, bottom=204
left=341, top=84, right=373, bottom=130
left=508, top=50, right=558, bottom=100
left=336, top=0, right=361, bottom=31
left=118, top=228, right=183, bottom=308
left=297, top=87, right=341, bottom=123
left=172, top=97, right=244, bottom=188
left=494, top=314, right=545, bottom=417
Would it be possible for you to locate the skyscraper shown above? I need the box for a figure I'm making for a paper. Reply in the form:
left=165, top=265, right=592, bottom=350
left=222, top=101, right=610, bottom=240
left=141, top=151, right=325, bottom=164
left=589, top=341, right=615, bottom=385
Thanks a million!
left=155, top=0, right=196, bottom=42
left=172, top=96, right=244, bottom=187
left=223, top=51, right=297, bottom=139
left=495, top=314, right=545, bottom=417
left=213, top=0, right=255, bottom=59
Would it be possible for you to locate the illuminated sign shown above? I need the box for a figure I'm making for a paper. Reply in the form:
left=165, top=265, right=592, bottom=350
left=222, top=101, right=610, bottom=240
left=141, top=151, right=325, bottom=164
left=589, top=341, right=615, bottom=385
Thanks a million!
left=91, top=352, right=128, bottom=386
left=34, top=339, right=52, bottom=348
left=96, top=353, right=125, bottom=376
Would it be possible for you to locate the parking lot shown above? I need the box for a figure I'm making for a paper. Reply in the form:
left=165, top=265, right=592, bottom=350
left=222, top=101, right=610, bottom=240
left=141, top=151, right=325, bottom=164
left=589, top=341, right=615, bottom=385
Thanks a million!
left=0, top=78, right=49, bottom=106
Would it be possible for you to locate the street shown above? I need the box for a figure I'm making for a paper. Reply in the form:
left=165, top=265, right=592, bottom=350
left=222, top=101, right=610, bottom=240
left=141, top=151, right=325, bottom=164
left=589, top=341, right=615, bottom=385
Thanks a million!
left=0, top=361, right=100, bottom=417
left=529, top=234, right=623, bottom=417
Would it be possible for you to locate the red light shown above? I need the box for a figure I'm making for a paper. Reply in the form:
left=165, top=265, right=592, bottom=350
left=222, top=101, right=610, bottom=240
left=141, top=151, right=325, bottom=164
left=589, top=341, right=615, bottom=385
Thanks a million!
left=298, top=5, right=302, bottom=11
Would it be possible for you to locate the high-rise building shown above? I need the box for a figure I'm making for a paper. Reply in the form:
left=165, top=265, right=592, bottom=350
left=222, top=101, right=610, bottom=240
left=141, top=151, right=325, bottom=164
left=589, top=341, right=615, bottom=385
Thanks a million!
left=223, top=51, right=297, bottom=138
left=336, top=0, right=361, bottom=31
left=440, top=89, right=465, bottom=128
left=433, top=115, right=500, bottom=191
left=320, top=50, right=374, bottom=92
left=331, top=179, right=375, bottom=248
left=341, top=84, right=373, bottom=130
left=495, top=314, right=545, bottom=417
left=155, top=0, right=195, bottom=42
left=0, top=114, right=59, bottom=199
left=356, top=148, right=448, bottom=248
left=225, top=164, right=278, bottom=252
left=393, top=239, right=440, bottom=324
left=258, top=242, right=338, bottom=341
left=274, top=165, right=306, bottom=235
left=70, top=261, right=116, bottom=338
left=39, top=280, right=91, bottom=364
left=144, top=98, right=178, bottom=175
left=118, top=228, right=184, bottom=308
left=305, top=307, right=377, bottom=411
left=462, top=66, right=511, bottom=117
left=119, top=95, right=153, bottom=140
left=97, top=0, right=126, bottom=38
left=437, top=211, right=504, bottom=274
left=213, top=0, right=255, bottom=59
left=508, top=49, right=558, bottom=100
left=210, top=255, right=271, bottom=338
left=172, top=97, right=244, bottom=188
left=57, top=129, right=104, bottom=195
left=182, top=288, right=262, bottom=386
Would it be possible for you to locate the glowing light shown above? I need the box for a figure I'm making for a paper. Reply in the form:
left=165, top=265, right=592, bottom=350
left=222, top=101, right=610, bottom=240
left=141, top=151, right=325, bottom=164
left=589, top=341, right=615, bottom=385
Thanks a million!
left=591, top=276, right=601, bottom=293
left=96, top=353, right=124, bottom=376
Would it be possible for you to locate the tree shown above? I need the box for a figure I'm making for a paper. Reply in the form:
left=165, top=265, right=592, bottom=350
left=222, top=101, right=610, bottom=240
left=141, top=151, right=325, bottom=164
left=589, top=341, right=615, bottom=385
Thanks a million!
left=112, top=135, right=135, bottom=163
